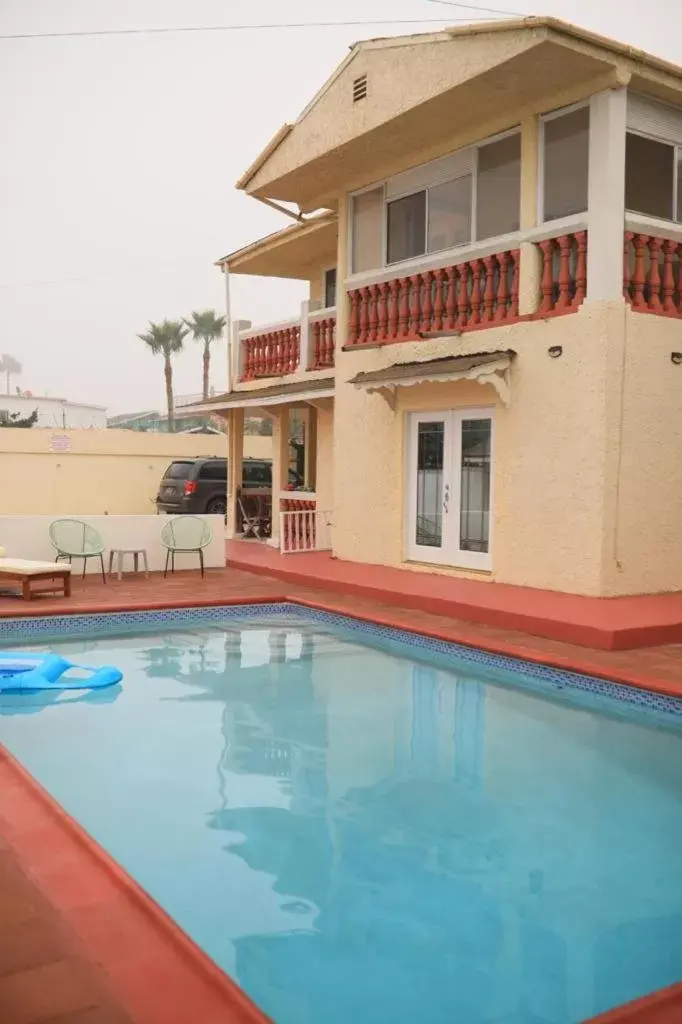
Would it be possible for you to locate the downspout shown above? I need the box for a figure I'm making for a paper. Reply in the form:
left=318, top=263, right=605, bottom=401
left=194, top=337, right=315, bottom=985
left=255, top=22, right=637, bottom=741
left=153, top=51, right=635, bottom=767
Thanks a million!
left=223, top=262, right=232, bottom=394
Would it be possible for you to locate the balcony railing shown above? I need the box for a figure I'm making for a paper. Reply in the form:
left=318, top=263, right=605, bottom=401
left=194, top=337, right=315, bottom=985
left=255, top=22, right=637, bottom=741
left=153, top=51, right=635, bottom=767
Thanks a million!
left=309, top=310, right=336, bottom=369
left=239, top=308, right=336, bottom=381
left=347, top=248, right=520, bottom=346
left=346, top=230, right=587, bottom=348
left=624, top=229, right=682, bottom=316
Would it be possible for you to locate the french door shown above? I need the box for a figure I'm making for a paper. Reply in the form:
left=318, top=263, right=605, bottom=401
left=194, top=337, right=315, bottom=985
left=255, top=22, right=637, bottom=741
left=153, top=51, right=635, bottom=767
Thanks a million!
left=406, top=410, right=493, bottom=570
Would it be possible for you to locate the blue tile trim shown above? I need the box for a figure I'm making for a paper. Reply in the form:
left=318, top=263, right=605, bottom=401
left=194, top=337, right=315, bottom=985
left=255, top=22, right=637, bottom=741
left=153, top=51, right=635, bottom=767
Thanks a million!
left=1, top=601, right=680, bottom=721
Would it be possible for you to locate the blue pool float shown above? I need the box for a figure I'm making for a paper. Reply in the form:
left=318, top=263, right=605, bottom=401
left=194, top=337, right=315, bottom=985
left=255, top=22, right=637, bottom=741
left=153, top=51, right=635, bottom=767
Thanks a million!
left=0, top=652, right=122, bottom=692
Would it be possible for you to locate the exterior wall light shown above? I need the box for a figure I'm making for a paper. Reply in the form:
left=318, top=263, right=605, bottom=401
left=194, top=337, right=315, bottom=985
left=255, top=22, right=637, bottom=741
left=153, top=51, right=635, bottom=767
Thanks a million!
left=548, top=346, right=563, bottom=358
left=671, top=352, right=682, bottom=365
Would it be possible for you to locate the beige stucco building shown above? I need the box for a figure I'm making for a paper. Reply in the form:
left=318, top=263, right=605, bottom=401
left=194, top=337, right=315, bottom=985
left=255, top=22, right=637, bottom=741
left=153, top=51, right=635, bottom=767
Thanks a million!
left=199, top=17, right=682, bottom=599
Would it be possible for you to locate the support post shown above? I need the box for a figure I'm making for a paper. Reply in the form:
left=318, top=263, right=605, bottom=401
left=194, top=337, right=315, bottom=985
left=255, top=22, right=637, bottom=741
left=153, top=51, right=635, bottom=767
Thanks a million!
left=587, top=87, right=627, bottom=302
left=268, top=406, right=291, bottom=548
left=226, top=407, right=244, bottom=540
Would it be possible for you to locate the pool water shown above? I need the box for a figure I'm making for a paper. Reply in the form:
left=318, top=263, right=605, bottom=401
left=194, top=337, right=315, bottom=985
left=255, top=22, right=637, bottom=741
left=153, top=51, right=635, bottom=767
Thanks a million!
left=1, top=612, right=681, bottom=1024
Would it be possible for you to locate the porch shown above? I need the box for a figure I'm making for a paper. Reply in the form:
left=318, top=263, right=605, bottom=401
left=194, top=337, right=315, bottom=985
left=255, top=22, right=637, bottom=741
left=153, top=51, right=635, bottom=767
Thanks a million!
left=225, top=539, right=682, bottom=655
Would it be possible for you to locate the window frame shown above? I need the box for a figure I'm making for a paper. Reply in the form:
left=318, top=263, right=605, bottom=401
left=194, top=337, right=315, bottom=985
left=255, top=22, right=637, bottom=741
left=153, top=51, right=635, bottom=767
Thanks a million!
left=538, top=99, right=591, bottom=226
left=347, top=126, right=520, bottom=276
left=624, top=126, right=681, bottom=224
left=322, top=266, right=338, bottom=309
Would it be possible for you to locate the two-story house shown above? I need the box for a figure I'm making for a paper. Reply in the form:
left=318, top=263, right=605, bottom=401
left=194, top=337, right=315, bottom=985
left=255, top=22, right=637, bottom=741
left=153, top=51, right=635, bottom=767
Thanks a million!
left=199, top=16, right=682, bottom=601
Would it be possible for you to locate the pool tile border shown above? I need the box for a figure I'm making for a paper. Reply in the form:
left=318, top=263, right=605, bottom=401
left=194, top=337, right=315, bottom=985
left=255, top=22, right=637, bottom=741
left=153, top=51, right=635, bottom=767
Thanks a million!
left=2, top=600, right=681, bottom=721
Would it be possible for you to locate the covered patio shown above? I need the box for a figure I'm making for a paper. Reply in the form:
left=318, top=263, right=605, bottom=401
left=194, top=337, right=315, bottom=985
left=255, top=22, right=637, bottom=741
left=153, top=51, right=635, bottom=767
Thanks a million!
left=190, top=379, right=334, bottom=552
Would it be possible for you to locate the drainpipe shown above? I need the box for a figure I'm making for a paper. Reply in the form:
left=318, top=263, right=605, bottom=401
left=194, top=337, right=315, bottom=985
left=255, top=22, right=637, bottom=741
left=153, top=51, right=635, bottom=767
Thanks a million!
left=223, top=263, right=232, bottom=394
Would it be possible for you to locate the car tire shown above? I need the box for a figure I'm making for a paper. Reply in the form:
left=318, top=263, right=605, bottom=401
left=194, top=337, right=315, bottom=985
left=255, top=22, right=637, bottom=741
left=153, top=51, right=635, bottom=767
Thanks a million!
left=206, top=497, right=227, bottom=516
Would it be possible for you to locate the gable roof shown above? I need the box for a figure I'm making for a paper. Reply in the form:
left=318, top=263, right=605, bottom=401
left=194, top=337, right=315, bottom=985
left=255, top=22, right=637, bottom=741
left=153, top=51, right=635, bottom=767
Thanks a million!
left=236, top=16, right=682, bottom=212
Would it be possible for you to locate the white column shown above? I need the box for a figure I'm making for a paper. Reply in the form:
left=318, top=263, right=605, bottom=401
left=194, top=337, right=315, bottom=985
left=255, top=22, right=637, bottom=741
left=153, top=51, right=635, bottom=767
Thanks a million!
left=222, top=265, right=232, bottom=392
left=518, top=116, right=542, bottom=316
left=587, top=87, right=627, bottom=302
left=231, top=320, right=251, bottom=384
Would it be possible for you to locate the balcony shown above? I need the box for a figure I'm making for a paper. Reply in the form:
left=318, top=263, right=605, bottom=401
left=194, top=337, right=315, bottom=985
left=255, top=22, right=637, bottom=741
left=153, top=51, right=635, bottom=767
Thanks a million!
left=238, top=306, right=336, bottom=382
left=624, top=221, right=682, bottom=316
left=346, top=228, right=587, bottom=347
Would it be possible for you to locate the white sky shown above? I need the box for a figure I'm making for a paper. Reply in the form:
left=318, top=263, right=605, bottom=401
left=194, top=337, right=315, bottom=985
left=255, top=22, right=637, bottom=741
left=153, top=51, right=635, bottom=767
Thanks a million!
left=1, top=0, right=681, bottom=414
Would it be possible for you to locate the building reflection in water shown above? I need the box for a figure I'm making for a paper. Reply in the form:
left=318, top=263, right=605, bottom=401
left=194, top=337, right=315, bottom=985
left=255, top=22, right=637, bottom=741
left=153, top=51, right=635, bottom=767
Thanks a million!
left=166, top=622, right=682, bottom=1024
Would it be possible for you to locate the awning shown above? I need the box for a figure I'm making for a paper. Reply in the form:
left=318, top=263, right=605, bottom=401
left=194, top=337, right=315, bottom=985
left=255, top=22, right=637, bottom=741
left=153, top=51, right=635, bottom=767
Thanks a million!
left=349, top=350, right=515, bottom=407
left=181, top=376, right=335, bottom=414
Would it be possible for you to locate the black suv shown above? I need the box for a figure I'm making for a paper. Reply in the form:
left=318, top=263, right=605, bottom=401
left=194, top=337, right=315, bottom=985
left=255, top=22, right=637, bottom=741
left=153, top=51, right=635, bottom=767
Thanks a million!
left=155, top=457, right=272, bottom=516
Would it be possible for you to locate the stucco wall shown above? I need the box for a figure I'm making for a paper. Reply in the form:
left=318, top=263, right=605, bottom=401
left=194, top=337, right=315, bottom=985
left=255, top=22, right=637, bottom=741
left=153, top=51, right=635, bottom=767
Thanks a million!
left=314, top=404, right=334, bottom=513
left=601, top=310, right=682, bottom=596
left=0, top=429, right=269, bottom=516
left=332, top=304, right=623, bottom=597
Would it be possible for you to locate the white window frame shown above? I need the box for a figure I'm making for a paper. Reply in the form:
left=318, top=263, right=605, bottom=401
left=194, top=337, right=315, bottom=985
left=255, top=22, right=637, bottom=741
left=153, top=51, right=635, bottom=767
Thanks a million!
left=348, top=127, right=520, bottom=276
left=404, top=407, right=494, bottom=572
left=537, top=99, right=590, bottom=226
left=624, top=127, right=681, bottom=224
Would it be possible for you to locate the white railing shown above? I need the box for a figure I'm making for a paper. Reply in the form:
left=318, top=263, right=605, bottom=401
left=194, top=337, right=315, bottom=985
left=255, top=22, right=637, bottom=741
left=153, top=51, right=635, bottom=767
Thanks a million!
left=279, top=509, right=332, bottom=554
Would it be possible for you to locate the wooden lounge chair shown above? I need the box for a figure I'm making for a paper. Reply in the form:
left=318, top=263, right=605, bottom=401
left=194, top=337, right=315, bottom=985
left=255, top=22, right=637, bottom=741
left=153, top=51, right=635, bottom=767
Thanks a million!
left=0, top=559, right=71, bottom=601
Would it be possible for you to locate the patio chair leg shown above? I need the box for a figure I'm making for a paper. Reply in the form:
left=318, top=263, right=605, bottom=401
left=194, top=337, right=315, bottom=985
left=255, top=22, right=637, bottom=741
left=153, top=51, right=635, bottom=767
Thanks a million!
left=199, top=548, right=204, bottom=579
left=99, top=553, right=106, bottom=584
left=171, top=550, right=175, bottom=574
left=82, top=558, right=86, bottom=579
left=164, top=549, right=170, bottom=578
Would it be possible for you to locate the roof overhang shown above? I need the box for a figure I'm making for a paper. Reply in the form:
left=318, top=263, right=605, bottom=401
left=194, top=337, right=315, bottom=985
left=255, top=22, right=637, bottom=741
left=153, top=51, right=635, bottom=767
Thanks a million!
left=182, top=377, right=335, bottom=414
left=350, top=350, right=515, bottom=408
left=237, top=17, right=682, bottom=212
left=217, top=212, right=338, bottom=280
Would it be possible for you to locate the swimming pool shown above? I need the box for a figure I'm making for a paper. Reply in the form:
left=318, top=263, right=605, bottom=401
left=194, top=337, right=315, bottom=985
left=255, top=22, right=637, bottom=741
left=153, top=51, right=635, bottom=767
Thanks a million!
left=1, top=604, right=681, bottom=1024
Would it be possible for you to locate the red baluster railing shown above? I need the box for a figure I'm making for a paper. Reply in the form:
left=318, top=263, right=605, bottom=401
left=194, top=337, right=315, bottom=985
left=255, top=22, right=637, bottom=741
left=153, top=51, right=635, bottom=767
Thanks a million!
left=625, top=232, right=682, bottom=316
left=310, top=315, right=336, bottom=369
left=346, top=247, right=521, bottom=345
left=241, top=323, right=301, bottom=380
left=533, top=231, right=588, bottom=316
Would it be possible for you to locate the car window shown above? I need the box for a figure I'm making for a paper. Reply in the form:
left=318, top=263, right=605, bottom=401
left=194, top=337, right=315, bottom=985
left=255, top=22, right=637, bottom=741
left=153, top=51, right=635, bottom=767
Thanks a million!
left=243, top=462, right=272, bottom=485
left=163, top=462, right=193, bottom=480
left=198, top=460, right=227, bottom=481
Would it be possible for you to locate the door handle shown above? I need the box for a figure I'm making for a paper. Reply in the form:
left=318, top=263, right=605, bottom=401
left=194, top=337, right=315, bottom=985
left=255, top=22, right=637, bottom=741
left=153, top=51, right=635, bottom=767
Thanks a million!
left=443, top=483, right=450, bottom=513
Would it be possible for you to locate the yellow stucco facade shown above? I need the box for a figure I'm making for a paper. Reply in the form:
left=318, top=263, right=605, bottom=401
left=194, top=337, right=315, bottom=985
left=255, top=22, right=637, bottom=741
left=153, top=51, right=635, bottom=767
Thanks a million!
left=215, top=18, right=682, bottom=598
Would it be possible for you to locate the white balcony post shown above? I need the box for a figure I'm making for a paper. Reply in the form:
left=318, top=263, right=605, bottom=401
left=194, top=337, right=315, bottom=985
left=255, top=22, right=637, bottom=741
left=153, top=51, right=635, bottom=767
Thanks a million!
left=299, top=299, right=322, bottom=371
left=231, top=319, right=251, bottom=385
left=587, top=87, right=627, bottom=302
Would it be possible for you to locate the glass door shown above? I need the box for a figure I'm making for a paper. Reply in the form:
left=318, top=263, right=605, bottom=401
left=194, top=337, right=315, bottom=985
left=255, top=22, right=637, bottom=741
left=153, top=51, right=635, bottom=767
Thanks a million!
left=406, top=410, right=492, bottom=570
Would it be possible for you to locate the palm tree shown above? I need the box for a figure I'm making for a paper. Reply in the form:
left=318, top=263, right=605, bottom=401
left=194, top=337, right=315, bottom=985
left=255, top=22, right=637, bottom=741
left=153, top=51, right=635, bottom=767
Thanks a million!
left=183, top=309, right=227, bottom=401
left=137, top=319, right=188, bottom=431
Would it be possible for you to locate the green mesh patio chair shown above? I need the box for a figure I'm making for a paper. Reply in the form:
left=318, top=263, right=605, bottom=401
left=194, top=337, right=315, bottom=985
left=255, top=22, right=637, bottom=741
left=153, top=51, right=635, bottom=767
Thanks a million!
left=161, top=516, right=212, bottom=578
left=49, top=519, right=106, bottom=583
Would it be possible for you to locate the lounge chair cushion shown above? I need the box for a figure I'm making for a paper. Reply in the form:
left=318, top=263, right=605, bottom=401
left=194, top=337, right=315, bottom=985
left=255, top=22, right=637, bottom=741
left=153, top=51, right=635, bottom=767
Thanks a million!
left=0, top=559, right=72, bottom=576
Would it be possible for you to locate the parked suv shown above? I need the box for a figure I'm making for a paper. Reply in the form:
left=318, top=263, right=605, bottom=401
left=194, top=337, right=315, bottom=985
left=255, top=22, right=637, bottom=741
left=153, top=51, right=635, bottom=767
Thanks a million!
left=155, top=457, right=272, bottom=516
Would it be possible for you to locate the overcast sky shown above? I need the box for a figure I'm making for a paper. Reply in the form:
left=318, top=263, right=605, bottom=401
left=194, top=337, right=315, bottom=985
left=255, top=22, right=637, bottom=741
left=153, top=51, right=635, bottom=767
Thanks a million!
left=1, top=0, right=681, bottom=414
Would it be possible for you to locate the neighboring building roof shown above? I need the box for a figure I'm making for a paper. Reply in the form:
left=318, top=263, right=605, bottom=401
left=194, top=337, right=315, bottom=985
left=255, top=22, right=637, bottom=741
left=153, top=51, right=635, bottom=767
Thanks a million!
left=236, top=16, right=682, bottom=211
left=1, top=393, right=107, bottom=412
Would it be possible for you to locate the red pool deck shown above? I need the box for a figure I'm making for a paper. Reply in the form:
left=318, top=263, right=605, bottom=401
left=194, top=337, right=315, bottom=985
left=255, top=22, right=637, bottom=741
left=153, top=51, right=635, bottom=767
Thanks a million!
left=0, top=566, right=681, bottom=1023
left=226, top=541, right=682, bottom=652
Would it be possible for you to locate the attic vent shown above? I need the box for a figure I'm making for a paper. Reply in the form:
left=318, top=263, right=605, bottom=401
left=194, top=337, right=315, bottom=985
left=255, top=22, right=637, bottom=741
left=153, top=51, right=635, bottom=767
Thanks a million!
left=353, top=74, right=368, bottom=103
